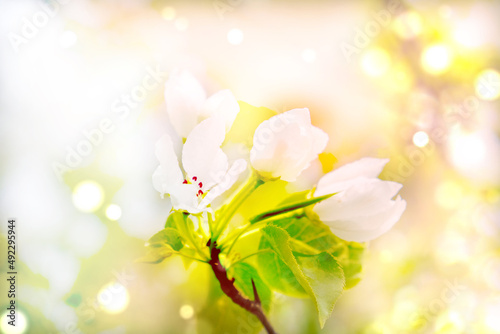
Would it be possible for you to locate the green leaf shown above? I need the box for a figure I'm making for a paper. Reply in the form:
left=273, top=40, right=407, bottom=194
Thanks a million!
left=249, top=193, right=335, bottom=224
left=271, top=215, right=365, bottom=289
left=137, top=227, right=185, bottom=264
left=229, top=263, right=273, bottom=312
left=257, top=231, right=308, bottom=297
left=136, top=244, right=175, bottom=264
left=258, top=225, right=345, bottom=328
left=147, top=228, right=184, bottom=251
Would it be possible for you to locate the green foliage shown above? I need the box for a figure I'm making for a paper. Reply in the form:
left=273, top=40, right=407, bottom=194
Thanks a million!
left=198, top=268, right=263, bottom=334
left=144, top=190, right=366, bottom=329
left=229, top=262, right=273, bottom=312
left=258, top=225, right=345, bottom=328
left=268, top=214, right=365, bottom=290
left=249, top=193, right=334, bottom=224
left=137, top=228, right=184, bottom=264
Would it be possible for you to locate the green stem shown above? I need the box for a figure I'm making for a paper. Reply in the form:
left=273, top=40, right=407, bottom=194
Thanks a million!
left=213, top=174, right=262, bottom=240
left=180, top=214, right=209, bottom=261
left=227, top=249, right=273, bottom=269
left=207, top=212, right=215, bottom=239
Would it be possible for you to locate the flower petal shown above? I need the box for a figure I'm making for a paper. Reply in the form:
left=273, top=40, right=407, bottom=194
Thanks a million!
left=182, top=117, right=229, bottom=188
left=164, top=69, right=207, bottom=138
left=316, top=158, right=389, bottom=194
left=314, top=178, right=403, bottom=221
left=152, top=134, right=184, bottom=196
left=326, top=196, right=406, bottom=242
left=199, top=159, right=247, bottom=208
left=202, top=89, right=240, bottom=133
left=250, top=108, right=327, bottom=182
left=169, top=183, right=204, bottom=213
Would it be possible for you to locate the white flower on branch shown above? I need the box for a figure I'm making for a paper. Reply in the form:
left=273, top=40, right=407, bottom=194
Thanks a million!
left=250, top=108, right=328, bottom=182
left=314, top=158, right=406, bottom=242
left=153, top=116, right=247, bottom=214
left=164, top=69, right=239, bottom=138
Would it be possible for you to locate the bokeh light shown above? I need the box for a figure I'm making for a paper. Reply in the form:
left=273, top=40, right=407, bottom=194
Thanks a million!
left=161, top=6, right=176, bottom=21
left=227, top=28, right=244, bottom=46
left=412, top=130, right=429, bottom=147
left=475, top=69, right=500, bottom=101
left=301, top=48, right=317, bottom=63
left=421, top=44, right=453, bottom=75
left=97, top=282, right=130, bottom=314
left=361, top=48, right=390, bottom=77
left=179, top=305, right=194, bottom=320
left=72, top=181, right=104, bottom=213
left=59, top=31, right=77, bottom=49
left=393, top=11, right=423, bottom=39
left=106, top=204, right=122, bottom=221
left=0, top=310, right=28, bottom=334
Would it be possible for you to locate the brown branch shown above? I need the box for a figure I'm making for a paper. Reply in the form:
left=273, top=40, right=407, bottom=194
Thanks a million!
left=207, top=240, right=277, bottom=334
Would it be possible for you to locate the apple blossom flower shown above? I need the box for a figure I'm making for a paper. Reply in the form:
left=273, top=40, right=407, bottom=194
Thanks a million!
left=250, top=108, right=328, bottom=182
left=313, top=158, right=406, bottom=242
left=164, top=69, right=239, bottom=138
left=153, top=117, right=247, bottom=214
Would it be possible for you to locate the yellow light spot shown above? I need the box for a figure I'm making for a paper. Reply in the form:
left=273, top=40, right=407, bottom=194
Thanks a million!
left=435, top=181, right=463, bottom=209
left=413, top=131, right=429, bottom=147
left=421, top=44, right=453, bottom=75
left=475, top=69, right=500, bottom=101
left=301, top=48, right=317, bottom=63
left=105, top=204, right=122, bottom=221
left=227, top=28, right=244, bottom=46
left=393, top=11, right=423, bottom=39
left=97, top=282, right=130, bottom=314
left=1, top=310, right=28, bottom=334
left=179, top=304, right=194, bottom=319
left=161, top=7, right=176, bottom=21
left=72, top=181, right=104, bottom=213
left=174, top=18, right=189, bottom=31
left=380, top=250, right=394, bottom=263
left=435, top=311, right=465, bottom=333
left=361, top=48, right=391, bottom=77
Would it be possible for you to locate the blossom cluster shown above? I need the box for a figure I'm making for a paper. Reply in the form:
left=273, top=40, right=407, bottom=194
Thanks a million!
left=152, top=70, right=406, bottom=242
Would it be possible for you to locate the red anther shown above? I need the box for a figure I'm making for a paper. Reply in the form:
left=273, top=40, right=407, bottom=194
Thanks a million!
left=198, top=182, right=203, bottom=188
left=192, top=176, right=197, bottom=181
left=197, top=190, right=203, bottom=196
left=182, top=179, right=188, bottom=184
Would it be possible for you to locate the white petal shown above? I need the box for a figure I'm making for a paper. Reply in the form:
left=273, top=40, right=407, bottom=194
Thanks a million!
left=152, top=135, right=183, bottom=196
left=314, top=178, right=403, bottom=221
left=164, top=69, right=207, bottom=138
left=326, top=197, right=406, bottom=242
left=182, top=117, right=229, bottom=187
left=316, top=158, right=389, bottom=194
left=199, top=159, right=247, bottom=208
left=250, top=108, right=327, bottom=182
left=169, top=183, right=204, bottom=213
left=202, top=89, right=240, bottom=132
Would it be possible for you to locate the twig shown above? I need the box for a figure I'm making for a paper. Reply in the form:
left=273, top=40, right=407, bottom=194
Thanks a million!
left=207, top=240, right=277, bottom=334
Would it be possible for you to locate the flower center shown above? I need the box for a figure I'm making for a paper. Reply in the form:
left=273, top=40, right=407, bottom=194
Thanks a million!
left=182, top=176, right=205, bottom=197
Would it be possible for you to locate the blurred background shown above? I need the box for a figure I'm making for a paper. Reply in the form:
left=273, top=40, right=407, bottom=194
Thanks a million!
left=1, top=0, right=500, bottom=333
